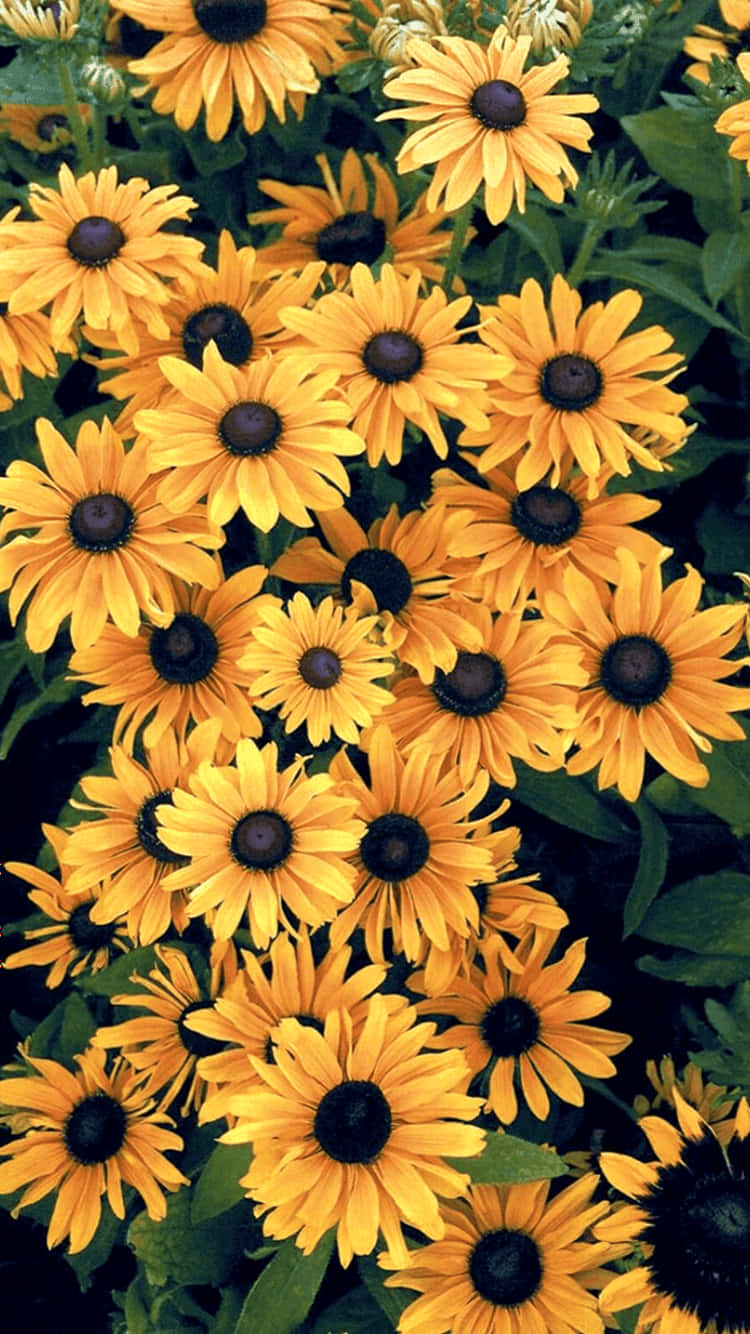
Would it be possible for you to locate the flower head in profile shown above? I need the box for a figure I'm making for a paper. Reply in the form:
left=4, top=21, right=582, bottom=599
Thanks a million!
left=0, top=0, right=79, bottom=40
left=378, top=28, right=598, bottom=224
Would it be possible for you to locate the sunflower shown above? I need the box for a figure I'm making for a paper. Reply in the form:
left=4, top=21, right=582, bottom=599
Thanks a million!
left=0, top=417, right=223, bottom=654
left=596, top=1091, right=750, bottom=1334
left=153, top=736, right=362, bottom=945
left=684, top=0, right=750, bottom=81
left=220, top=997, right=485, bottom=1266
left=2, top=825, right=132, bottom=989
left=544, top=549, right=750, bottom=802
left=89, top=231, right=324, bottom=438
left=715, top=57, right=750, bottom=171
left=427, top=461, right=667, bottom=613
left=0, top=0, right=78, bottom=39
left=327, top=723, right=502, bottom=962
left=0, top=1048, right=187, bottom=1254
left=248, top=147, right=460, bottom=289
left=0, top=103, right=92, bottom=154
left=377, top=600, right=586, bottom=790
left=0, top=307, right=74, bottom=413
left=118, top=0, right=348, bottom=141
left=60, top=721, right=225, bottom=946
left=381, top=1173, right=620, bottom=1334
left=415, top=929, right=631, bottom=1124
left=632, top=1056, right=738, bottom=1145
left=278, top=261, right=503, bottom=466
left=68, top=565, right=272, bottom=751
left=377, top=28, right=598, bottom=225
left=460, top=275, right=689, bottom=495
left=239, top=592, right=395, bottom=745
left=272, top=503, right=485, bottom=683
left=91, top=945, right=225, bottom=1117
left=134, top=340, right=365, bottom=531
left=0, top=164, right=203, bottom=354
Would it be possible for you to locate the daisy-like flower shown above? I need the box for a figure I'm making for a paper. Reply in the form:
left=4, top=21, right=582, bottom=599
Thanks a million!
left=632, top=1056, right=738, bottom=1145
left=134, top=341, right=365, bottom=532
left=544, top=549, right=750, bottom=802
left=68, top=566, right=272, bottom=751
left=0, top=103, right=91, bottom=155
left=279, top=262, right=504, bottom=466
left=0, top=308, right=74, bottom=413
left=248, top=148, right=459, bottom=289
left=684, top=0, right=750, bottom=81
left=461, top=275, right=689, bottom=494
left=0, top=1048, right=187, bottom=1254
left=3, top=825, right=131, bottom=989
left=715, top=56, right=750, bottom=171
left=377, top=28, right=598, bottom=225
left=272, top=504, right=484, bottom=683
left=60, top=722, right=224, bottom=946
left=118, top=0, right=348, bottom=141
left=91, top=945, right=225, bottom=1117
left=381, top=1174, right=619, bottom=1334
left=153, top=736, right=362, bottom=945
left=220, top=997, right=485, bottom=1266
left=596, top=1091, right=750, bottom=1334
left=328, top=724, right=502, bottom=962
left=428, top=461, right=667, bottom=613
left=0, top=0, right=78, bottom=40
left=415, top=930, right=631, bottom=1124
left=0, top=164, right=203, bottom=354
left=90, top=232, right=324, bottom=438
left=0, top=418, right=222, bottom=654
left=378, top=600, right=586, bottom=789
left=239, top=592, right=394, bottom=745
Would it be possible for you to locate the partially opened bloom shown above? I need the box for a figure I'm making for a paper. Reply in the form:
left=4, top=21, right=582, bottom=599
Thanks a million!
left=0, top=1048, right=187, bottom=1254
left=378, top=28, right=598, bottom=224
left=0, top=164, right=203, bottom=353
left=632, top=1056, right=738, bottom=1145
left=715, top=56, right=750, bottom=171
left=221, top=997, right=485, bottom=1266
left=544, top=550, right=750, bottom=802
left=0, top=308, right=74, bottom=412
left=0, top=418, right=222, bottom=653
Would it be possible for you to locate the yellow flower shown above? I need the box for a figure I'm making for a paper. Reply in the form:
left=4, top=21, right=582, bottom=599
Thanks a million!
left=0, top=0, right=79, bottom=40
left=506, top=0, right=593, bottom=55
left=0, top=103, right=91, bottom=154
left=0, top=306, right=74, bottom=411
left=684, top=0, right=750, bottom=82
left=715, top=55, right=750, bottom=171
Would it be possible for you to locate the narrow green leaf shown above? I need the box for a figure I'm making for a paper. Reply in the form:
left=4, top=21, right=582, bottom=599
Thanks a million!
left=622, top=798, right=669, bottom=939
left=671, top=728, right=750, bottom=836
left=0, top=638, right=27, bottom=712
left=638, top=952, right=750, bottom=986
left=702, top=230, right=750, bottom=305
left=511, top=765, right=631, bottom=844
left=446, top=1132, right=568, bottom=1183
left=234, top=1232, right=335, bottom=1334
left=0, top=674, right=83, bottom=760
left=639, top=873, right=750, bottom=953
left=310, top=1287, right=392, bottom=1334
left=358, top=1253, right=413, bottom=1325
left=506, top=204, right=564, bottom=277
left=191, top=1141, right=251, bottom=1224
left=65, top=1204, right=123, bottom=1291
left=586, top=256, right=745, bottom=337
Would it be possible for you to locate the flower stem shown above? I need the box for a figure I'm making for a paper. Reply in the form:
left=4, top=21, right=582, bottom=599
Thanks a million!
left=56, top=56, right=93, bottom=172
left=442, top=197, right=474, bottom=296
left=91, top=104, right=107, bottom=171
left=566, top=221, right=602, bottom=290
left=730, top=158, right=744, bottom=226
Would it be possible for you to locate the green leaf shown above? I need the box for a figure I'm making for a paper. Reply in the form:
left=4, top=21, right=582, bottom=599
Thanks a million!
left=191, top=1141, right=251, bottom=1223
left=310, top=1287, right=392, bottom=1334
left=638, top=872, right=750, bottom=953
left=506, top=204, right=564, bottom=278
left=446, top=1132, right=568, bottom=1183
left=233, top=1231, right=335, bottom=1334
left=0, top=637, right=28, bottom=712
left=358, top=1253, right=413, bottom=1325
left=645, top=771, right=705, bottom=816
left=681, top=729, right=750, bottom=835
left=75, top=945, right=158, bottom=995
left=28, top=992, right=96, bottom=1067
left=638, top=952, right=750, bottom=986
left=607, top=432, right=750, bottom=495
left=510, top=764, right=631, bottom=844
left=697, top=497, right=750, bottom=577
left=621, top=106, right=730, bottom=200
left=129, top=1191, right=256, bottom=1288
left=622, top=798, right=669, bottom=939
left=586, top=255, right=745, bottom=338
left=0, top=673, right=83, bottom=760
left=0, top=50, right=66, bottom=104
left=702, top=230, right=750, bottom=305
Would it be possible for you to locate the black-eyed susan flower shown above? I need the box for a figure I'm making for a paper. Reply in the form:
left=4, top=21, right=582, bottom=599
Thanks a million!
left=90, top=232, right=324, bottom=438
left=220, top=997, right=485, bottom=1266
left=377, top=28, right=598, bottom=224
left=328, top=723, right=502, bottom=962
left=0, top=1048, right=187, bottom=1254
left=596, top=1092, right=750, bottom=1334
left=154, top=737, right=362, bottom=945
left=381, top=1174, right=620, bottom=1334
left=3, top=825, right=131, bottom=989
left=279, top=262, right=503, bottom=466
left=632, top=1056, right=738, bottom=1144
left=0, top=307, right=74, bottom=413
left=544, top=550, right=750, bottom=803
left=239, top=592, right=395, bottom=745
left=69, top=566, right=272, bottom=751
left=248, top=148, right=458, bottom=289
left=428, top=461, right=668, bottom=613
left=716, top=56, right=750, bottom=170
left=378, top=600, right=585, bottom=789
left=118, top=0, right=348, bottom=141
left=0, top=418, right=222, bottom=654
left=0, top=103, right=91, bottom=154
left=462, top=275, right=689, bottom=494
left=416, top=930, right=631, bottom=1124
left=0, top=164, right=203, bottom=354
left=60, top=721, right=224, bottom=946
left=272, top=503, right=484, bottom=683
left=134, top=341, right=365, bottom=531
left=0, top=0, right=79, bottom=39
left=91, top=945, right=224, bottom=1117
left=684, top=0, right=750, bottom=81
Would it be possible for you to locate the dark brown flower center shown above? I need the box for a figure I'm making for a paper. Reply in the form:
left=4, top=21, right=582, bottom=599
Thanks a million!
left=178, top=1001, right=227, bottom=1058
left=480, top=996, right=540, bottom=1057
left=67, top=903, right=117, bottom=951
left=314, top=1080, right=392, bottom=1163
left=182, top=302, right=253, bottom=369
left=37, top=112, right=68, bottom=141
left=470, top=79, right=527, bottom=129
left=341, top=548, right=413, bottom=615
left=540, top=354, right=603, bottom=410
left=599, top=634, right=672, bottom=707
left=360, top=812, right=430, bottom=882
left=298, top=646, right=342, bottom=689
left=192, top=0, right=267, bottom=42
left=511, top=484, right=582, bottom=546
left=231, top=810, right=293, bottom=869
left=219, top=400, right=282, bottom=455
left=432, top=651, right=506, bottom=717
left=69, top=493, right=134, bottom=551
left=136, top=790, right=185, bottom=864
left=67, top=216, right=125, bottom=267
left=362, top=330, right=423, bottom=383
left=64, top=1093, right=127, bottom=1165
left=315, top=211, right=387, bottom=267
left=469, top=1229, right=543, bottom=1305
left=149, top=612, right=219, bottom=685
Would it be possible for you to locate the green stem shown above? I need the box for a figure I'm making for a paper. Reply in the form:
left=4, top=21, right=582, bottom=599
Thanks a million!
left=581, top=1077, right=639, bottom=1122
left=91, top=104, right=107, bottom=170
left=566, top=221, right=602, bottom=289
left=442, top=197, right=474, bottom=296
left=56, top=56, right=92, bottom=171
